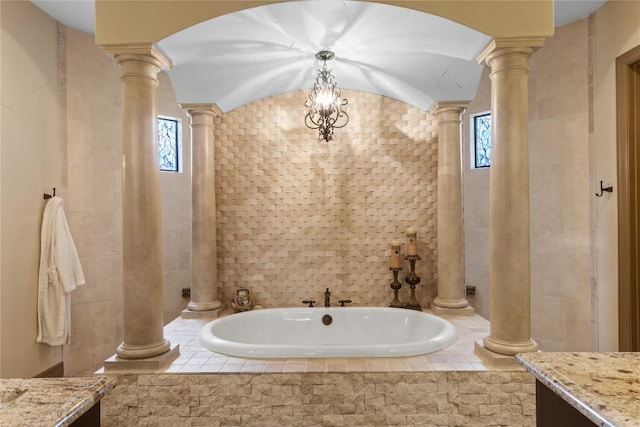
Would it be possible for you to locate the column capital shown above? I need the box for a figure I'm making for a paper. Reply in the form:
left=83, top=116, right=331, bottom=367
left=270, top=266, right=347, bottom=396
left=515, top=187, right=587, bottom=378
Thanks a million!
left=430, top=101, right=471, bottom=120
left=179, top=103, right=224, bottom=118
left=477, top=37, right=546, bottom=65
left=102, top=43, right=172, bottom=70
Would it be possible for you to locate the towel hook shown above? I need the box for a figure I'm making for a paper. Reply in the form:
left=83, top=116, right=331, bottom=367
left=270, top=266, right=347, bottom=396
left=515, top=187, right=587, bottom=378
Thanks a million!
left=43, top=188, right=56, bottom=200
left=595, top=181, right=613, bottom=197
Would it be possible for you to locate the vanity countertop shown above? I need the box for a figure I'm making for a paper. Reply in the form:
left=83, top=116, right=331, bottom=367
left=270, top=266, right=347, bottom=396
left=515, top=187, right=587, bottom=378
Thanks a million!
left=0, top=376, right=116, bottom=427
left=516, top=352, right=640, bottom=427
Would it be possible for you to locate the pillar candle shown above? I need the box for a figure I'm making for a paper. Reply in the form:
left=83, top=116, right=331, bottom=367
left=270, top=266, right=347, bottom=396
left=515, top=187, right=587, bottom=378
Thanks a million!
left=390, top=241, right=401, bottom=268
left=406, top=228, right=418, bottom=256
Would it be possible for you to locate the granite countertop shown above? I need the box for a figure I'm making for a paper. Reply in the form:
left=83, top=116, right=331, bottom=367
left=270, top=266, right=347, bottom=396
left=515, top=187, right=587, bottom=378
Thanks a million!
left=517, top=352, right=640, bottom=427
left=0, top=376, right=116, bottom=427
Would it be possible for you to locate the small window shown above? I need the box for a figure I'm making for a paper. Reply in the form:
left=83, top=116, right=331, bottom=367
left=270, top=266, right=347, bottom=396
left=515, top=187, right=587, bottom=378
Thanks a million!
left=473, top=112, right=491, bottom=168
left=158, top=116, right=180, bottom=172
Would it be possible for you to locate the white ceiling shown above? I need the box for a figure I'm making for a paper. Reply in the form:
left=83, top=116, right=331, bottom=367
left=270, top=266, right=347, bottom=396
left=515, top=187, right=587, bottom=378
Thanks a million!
left=157, top=1, right=491, bottom=112
left=31, top=0, right=607, bottom=113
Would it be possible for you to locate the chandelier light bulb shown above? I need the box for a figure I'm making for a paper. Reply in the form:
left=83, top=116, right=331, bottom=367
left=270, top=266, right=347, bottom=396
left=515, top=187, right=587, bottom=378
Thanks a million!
left=315, top=89, right=333, bottom=108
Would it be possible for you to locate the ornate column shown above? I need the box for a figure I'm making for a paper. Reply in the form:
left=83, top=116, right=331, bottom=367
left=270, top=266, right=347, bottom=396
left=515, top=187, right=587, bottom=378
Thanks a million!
left=431, top=102, right=474, bottom=316
left=475, top=38, right=544, bottom=362
left=180, top=104, right=224, bottom=317
left=103, top=45, right=178, bottom=368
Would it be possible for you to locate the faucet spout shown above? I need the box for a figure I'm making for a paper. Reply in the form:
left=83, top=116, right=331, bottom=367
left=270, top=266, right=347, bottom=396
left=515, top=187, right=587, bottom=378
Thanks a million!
left=324, top=288, right=331, bottom=307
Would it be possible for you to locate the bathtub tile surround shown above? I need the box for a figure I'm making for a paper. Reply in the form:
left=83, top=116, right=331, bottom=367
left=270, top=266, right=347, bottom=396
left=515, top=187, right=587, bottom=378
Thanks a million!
left=213, top=91, right=439, bottom=310
left=124, top=310, right=500, bottom=374
left=100, top=371, right=535, bottom=426
left=97, top=313, right=541, bottom=426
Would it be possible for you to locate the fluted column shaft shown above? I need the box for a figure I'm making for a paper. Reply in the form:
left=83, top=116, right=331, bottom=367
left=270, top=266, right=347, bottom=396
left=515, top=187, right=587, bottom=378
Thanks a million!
left=108, top=48, right=172, bottom=359
left=480, top=40, right=542, bottom=356
left=432, top=102, right=472, bottom=311
left=181, top=104, right=223, bottom=312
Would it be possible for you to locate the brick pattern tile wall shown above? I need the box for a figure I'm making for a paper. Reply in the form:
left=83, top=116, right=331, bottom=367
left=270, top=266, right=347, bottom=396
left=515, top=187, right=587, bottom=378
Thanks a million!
left=101, top=371, right=535, bottom=426
left=213, top=90, right=439, bottom=309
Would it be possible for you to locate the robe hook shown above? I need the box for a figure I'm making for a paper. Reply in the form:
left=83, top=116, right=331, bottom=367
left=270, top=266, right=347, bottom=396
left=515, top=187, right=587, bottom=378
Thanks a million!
left=595, top=181, right=613, bottom=197
left=43, top=188, right=56, bottom=200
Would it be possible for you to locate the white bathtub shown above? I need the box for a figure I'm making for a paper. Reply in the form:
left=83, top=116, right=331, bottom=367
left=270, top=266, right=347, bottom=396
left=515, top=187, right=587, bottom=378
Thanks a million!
left=199, top=307, right=457, bottom=358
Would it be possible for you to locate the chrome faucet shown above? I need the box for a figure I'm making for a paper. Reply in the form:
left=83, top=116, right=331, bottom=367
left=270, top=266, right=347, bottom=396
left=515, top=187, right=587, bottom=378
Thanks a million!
left=324, top=288, right=331, bottom=307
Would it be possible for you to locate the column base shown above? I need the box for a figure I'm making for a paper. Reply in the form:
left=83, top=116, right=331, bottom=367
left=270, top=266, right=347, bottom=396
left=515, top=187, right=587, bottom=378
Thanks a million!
left=431, top=305, right=475, bottom=316
left=187, top=299, right=223, bottom=311
left=104, top=344, right=179, bottom=373
left=432, top=296, right=472, bottom=309
left=473, top=340, right=521, bottom=369
left=181, top=305, right=225, bottom=319
left=483, top=334, right=539, bottom=356
left=116, top=338, right=171, bottom=359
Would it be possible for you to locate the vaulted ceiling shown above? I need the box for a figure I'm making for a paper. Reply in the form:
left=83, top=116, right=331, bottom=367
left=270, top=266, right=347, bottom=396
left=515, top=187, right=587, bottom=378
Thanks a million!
left=31, top=0, right=607, bottom=112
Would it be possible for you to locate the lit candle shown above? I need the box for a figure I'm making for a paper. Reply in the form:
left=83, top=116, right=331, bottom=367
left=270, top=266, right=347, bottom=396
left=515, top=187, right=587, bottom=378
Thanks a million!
left=406, top=228, right=418, bottom=256
left=390, top=241, right=401, bottom=269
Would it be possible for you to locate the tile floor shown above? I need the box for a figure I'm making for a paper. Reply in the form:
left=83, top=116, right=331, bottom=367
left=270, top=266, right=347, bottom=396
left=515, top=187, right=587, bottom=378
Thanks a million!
left=157, top=310, right=512, bottom=374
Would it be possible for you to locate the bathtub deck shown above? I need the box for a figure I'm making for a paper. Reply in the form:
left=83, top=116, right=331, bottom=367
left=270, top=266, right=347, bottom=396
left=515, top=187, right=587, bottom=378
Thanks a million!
left=157, top=310, right=516, bottom=374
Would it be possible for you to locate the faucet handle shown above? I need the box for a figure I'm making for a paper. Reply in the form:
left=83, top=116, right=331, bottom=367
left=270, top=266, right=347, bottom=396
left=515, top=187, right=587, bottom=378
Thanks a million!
left=302, top=300, right=316, bottom=307
left=339, top=299, right=352, bottom=307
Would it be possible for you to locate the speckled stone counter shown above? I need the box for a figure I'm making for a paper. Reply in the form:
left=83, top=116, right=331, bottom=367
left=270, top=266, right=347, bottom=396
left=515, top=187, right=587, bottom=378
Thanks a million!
left=0, top=376, right=116, bottom=427
left=517, top=352, right=640, bottom=427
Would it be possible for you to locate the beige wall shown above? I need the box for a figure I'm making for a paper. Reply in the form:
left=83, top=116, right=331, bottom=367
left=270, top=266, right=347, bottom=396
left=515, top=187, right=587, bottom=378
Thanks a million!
left=60, top=27, right=192, bottom=375
left=2, top=0, right=634, bottom=378
left=593, top=0, right=640, bottom=352
left=463, top=3, right=640, bottom=352
left=59, top=24, right=124, bottom=375
left=462, top=67, right=491, bottom=318
left=528, top=18, right=592, bottom=351
left=1, top=0, right=62, bottom=378
left=463, top=18, right=594, bottom=351
left=0, top=4, right=191, bottom=377
left=214, top=91, right=439, bottom=308
left=158, top=80, right=192, bottom=324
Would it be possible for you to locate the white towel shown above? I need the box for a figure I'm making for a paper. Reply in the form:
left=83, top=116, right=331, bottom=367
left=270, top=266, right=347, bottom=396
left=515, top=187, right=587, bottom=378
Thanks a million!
left=37, top=196, right=85, bottom=346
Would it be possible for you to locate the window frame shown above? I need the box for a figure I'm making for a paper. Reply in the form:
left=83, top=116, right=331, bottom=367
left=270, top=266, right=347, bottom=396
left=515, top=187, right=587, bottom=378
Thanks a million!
left=471, top=111, right=491, bottom=169
left=157, top=115, right=182, bottom=173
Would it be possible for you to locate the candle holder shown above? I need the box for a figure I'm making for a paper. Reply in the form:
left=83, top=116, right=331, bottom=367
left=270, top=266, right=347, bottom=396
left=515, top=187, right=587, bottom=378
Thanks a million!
left=389, top=267, right=403, bottom=308
left=404, top=255, right=422, bottom=311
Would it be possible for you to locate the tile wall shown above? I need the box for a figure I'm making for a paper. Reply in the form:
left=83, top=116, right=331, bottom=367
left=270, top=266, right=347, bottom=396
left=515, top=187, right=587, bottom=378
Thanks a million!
left=213, top=91, right=439, bottom=309
left=462, top=19, right=594, bottom=351
left=42, top=16, right=596, bottom=377
left=527, top=17, right=592, bottom=351
left=60, top=27, right=191, bottom=375
left=59, top=26, right=439, bottom=373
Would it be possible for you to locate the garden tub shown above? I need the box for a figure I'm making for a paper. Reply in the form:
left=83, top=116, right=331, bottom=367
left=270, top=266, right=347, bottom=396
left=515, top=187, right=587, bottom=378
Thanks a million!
left=199, top=307, right=457, bottom=358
